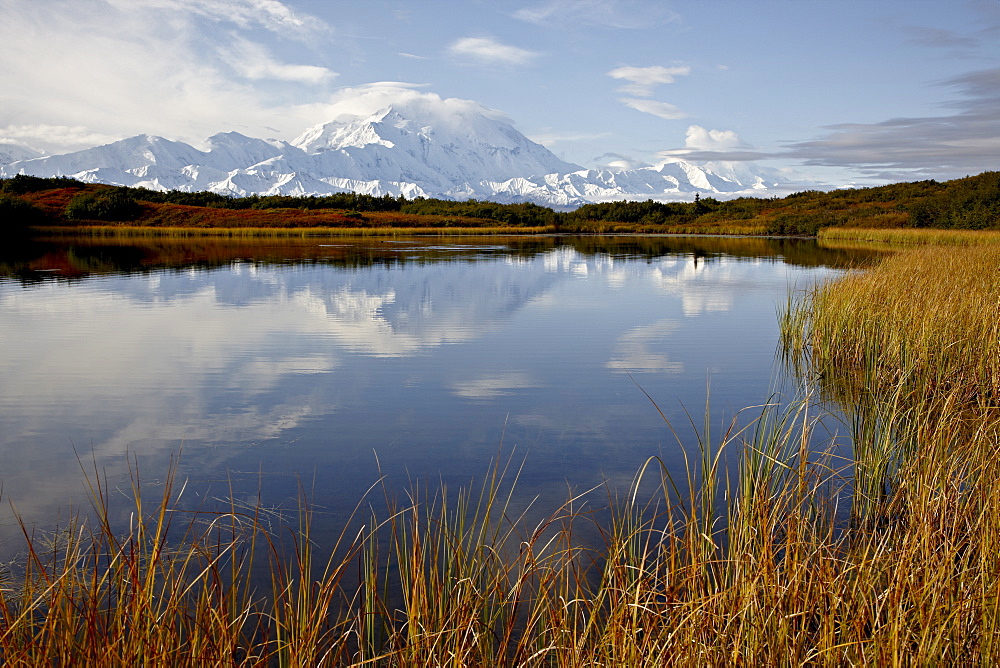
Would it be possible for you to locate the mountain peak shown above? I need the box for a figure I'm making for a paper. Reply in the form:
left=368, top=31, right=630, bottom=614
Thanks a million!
left=288, top=98, right=581, bottom=187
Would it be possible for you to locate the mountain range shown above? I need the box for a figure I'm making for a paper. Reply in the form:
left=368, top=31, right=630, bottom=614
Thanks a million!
left=0, top=99, right=806, bottom=207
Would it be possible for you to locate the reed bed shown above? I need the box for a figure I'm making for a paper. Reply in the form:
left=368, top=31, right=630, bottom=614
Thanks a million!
left=4, top=244, right=1000, bottom=664
left=783, top=245, right=1000, bottom=409
left=819, top=227, right=1000, bottom=246
left=776, top=242, right=1000, bottom=661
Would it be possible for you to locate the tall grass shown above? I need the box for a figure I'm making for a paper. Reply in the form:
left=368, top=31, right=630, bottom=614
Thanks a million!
left=778, top=243, right=1000, bottom=660
left=784, top=245, right=1000, bottom=409
left=819, top=227, right=1000, bottom=246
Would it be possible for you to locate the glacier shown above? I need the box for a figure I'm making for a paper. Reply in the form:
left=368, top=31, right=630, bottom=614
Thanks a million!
left=0, top=99, right=805, bottom=207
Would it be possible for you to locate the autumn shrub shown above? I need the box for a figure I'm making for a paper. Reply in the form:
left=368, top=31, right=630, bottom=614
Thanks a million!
left=1, top=174, right=83, bottom=195
left=65, top=188, right=143, bottom=221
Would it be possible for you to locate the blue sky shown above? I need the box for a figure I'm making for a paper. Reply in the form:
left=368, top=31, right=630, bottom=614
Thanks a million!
left=2, top=0, right=999, bottom=186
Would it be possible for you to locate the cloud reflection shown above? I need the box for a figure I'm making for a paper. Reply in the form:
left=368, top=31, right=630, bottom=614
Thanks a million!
left=451, top=371, right=538, bottom=399
left=607, top=320, right=683, bottom=374
left=648, top=256, right=736, bottom=316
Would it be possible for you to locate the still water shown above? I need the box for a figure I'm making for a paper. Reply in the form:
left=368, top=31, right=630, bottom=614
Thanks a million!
left=0, top=236, right=875, bottom=547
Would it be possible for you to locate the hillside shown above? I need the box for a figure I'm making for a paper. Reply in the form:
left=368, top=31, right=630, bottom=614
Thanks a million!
left=2, top=171, right=999, bottom=236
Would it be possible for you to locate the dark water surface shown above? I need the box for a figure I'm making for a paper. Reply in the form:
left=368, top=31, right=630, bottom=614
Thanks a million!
left=0, top=235, right=878, bottom=548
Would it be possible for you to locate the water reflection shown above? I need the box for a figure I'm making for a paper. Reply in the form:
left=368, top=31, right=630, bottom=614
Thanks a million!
left=0, top=234, right=884, bottom=282
left=0, top=236, right=873, bottom=552
left=607, top=320, right=683, bottom=373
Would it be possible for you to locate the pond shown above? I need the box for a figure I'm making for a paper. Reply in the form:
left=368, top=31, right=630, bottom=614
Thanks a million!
left=0, top=235, right=879, bottom=551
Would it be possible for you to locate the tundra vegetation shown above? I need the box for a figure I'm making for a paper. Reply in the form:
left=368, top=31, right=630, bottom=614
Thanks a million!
left=2, top=170, right=999, bottom=236
left=1, top=236, right=1000, bottom=663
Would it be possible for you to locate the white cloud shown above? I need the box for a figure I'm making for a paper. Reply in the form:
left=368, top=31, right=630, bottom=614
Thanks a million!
left=529, top=130, right=612, bottom=147
left=608, top=64, right=689, bottom=120
left=0, top=0, right=337, bottom=152
left=103, top=0, right=325, bottom=36
left=593, top=152, right=650, bottom=170
left=514, top=0, right=679, bottom=29
left=683, top=125, right=746, bottom=151
left=448, top=37, right=540, bottom=66
left=607, top=65, right=690, bottom=96
left=0, top=124, right=121, bottom=151
left=620, top=98, right=686, bottom=120
left=305, top=83, right=511, bottom=128
left=654, top=125, right=769, bottom=162
left=220, top=36, right=336, bottom=84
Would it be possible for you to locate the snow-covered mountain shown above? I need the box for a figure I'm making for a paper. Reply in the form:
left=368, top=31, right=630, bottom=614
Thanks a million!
left=1, top=99, right=802, bottom=207
left=0, top=142, right=43, bottom=165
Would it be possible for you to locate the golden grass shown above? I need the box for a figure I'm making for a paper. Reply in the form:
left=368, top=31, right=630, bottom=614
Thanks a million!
left=782, top=243, right=1000, bottom=575
left=819, top=227, right=1000, bottom=246
left=785, top=245, right=1000, bottom=407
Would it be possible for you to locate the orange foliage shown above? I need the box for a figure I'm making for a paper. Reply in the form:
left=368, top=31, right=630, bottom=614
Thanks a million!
left=20, top=184, right=511, bottom=229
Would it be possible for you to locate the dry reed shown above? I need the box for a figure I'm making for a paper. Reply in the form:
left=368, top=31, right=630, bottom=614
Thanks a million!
left=819, top=227, right=1000, bottom=246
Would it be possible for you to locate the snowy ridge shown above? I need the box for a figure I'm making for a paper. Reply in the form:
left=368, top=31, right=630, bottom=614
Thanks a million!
left=1, top=98, right=803, bottom=206
left=0, top=142, right=44, bottom=165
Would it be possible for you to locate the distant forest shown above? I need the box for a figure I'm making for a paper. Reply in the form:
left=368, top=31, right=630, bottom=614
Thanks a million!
left=2, top=171, right=1000, bottom=234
